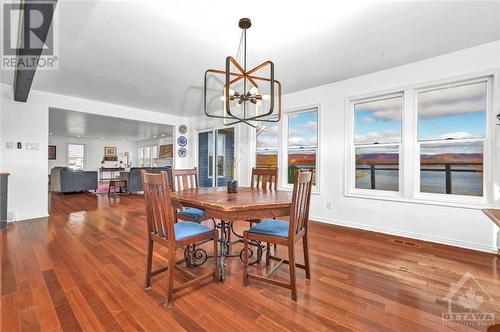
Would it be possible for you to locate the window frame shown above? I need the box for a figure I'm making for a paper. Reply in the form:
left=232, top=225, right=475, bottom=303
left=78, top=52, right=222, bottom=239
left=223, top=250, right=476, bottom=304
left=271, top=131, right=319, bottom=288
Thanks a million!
left=345, top=72, right=496, bottom=209
left=67, top=143, right=85, bottom=170
left=349, top=93, right=404, bottom=198
left=413, top=76, right=492, bottom=205
left=281, top=105, right=321, bottom=193
left=138, top=144, right=158, bottom=167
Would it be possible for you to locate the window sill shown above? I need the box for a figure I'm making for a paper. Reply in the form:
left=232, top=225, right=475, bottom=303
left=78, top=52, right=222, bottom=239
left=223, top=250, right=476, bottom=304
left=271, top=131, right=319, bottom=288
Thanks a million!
left=344, top=192, right=493, bottom=210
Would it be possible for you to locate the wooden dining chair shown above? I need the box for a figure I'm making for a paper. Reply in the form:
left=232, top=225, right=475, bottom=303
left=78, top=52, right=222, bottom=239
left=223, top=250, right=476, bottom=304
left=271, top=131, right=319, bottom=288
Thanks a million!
left=172, top=167, right=209, bottom=223
left=141, top=170, right=218, bottom=308
left=243, top=171, right=313, bottom=301
left=250, top=167, right=278, bottom=191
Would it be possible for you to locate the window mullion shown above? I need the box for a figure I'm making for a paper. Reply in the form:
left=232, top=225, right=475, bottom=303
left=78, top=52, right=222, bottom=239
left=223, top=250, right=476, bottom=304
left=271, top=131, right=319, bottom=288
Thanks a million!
left=403, top=88, right=415, bottom=199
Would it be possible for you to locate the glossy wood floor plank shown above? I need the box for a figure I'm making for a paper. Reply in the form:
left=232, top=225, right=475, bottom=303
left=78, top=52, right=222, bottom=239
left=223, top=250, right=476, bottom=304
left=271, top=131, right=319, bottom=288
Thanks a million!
left=0, top=192, right=498, bottom=331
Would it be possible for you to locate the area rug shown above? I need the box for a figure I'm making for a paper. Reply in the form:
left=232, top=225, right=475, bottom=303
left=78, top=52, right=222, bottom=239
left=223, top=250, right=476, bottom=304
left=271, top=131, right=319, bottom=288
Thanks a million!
left=90, top=182, right=110, bottom=194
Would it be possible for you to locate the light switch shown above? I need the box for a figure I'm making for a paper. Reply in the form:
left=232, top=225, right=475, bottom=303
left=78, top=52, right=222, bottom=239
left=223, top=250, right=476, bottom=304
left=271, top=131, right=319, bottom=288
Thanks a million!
left=5, top=142, right=13, bottom=149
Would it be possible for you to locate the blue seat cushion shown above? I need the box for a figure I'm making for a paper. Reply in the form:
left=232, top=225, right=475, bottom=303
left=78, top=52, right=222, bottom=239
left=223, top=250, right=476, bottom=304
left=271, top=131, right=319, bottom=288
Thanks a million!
left=248, top=219, right=289, bottom=238
left=178, top=207, right=206, bottom=220
left=174, top=221, right=212, bottom=241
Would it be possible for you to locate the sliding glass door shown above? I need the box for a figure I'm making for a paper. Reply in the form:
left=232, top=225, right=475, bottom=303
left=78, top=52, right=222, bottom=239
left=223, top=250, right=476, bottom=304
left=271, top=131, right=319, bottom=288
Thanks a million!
left=198, top=128, right=235, bottom=187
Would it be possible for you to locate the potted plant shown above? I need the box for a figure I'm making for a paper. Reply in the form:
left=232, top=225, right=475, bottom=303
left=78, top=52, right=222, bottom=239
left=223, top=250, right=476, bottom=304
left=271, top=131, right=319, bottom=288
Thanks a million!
left=219, top=159, right=239, bottom=193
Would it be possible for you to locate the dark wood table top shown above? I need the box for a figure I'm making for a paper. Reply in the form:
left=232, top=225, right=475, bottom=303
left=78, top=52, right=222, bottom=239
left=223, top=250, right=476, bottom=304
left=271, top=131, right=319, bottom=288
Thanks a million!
left=170, top=187, right=292, bottom=212
left=482, top=209, right=500, bottom=228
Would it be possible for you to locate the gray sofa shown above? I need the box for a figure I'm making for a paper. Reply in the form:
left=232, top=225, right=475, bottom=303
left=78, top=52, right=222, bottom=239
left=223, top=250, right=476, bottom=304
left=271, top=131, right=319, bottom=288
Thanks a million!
left=51, top=167, right=98, bottom=193
left=121, top=167, right=172, bottom=193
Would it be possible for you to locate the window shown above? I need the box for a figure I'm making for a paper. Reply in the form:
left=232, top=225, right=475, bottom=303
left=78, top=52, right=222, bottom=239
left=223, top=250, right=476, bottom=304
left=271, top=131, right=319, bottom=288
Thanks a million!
left=138, top=144, right=157, bottom=167
left=354, top=95, right=402, bottom=193
left=347, top=76, right=492, bottom=206
left=68, top=144, right=85, bottom=170
left=417, top=81, right=487, bottom=197
left=286, top=108, right=318, bottom=186
left=256, top=120, right=279, bottom=169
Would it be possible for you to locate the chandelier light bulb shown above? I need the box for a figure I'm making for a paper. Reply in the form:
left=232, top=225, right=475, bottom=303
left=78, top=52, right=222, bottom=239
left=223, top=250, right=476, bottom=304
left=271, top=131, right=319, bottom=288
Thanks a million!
left=220, top=95, right=225, bottom=101
left=262, top=94, right=270, bottom=100
left=229, top=88, right=236, bottom=96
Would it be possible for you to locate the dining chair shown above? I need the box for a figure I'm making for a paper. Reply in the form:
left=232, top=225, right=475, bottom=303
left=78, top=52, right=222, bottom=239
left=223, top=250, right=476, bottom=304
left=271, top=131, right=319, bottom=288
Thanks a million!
left=141, top=170, right=218, bottom=308
left=248, top=167, right=279, bottom=256
left=250, top=167, right=278, bottom=191
left=172, top=167, right=208, bottom=223
left=242, top=171, right=313, bottom=301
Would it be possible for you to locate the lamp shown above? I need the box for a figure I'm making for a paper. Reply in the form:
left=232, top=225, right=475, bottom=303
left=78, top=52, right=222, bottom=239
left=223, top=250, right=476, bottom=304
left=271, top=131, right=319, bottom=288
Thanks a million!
left=204, top=18, right=281, bottom=127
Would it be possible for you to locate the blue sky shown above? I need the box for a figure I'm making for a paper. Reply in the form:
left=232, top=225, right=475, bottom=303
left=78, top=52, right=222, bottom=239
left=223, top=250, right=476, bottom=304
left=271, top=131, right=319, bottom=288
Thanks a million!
left=257, top=110, right=318, bottom=149
left=355, top=82, right=487, bottom=145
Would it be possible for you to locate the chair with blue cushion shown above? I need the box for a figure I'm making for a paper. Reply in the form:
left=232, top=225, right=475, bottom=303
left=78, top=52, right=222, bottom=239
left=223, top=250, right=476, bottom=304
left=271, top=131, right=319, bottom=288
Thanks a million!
left=172, top=167, right=210, bottom=223
left=141, top=170, right=218, bottom=308
left=243, top=171, right=313, bottom=301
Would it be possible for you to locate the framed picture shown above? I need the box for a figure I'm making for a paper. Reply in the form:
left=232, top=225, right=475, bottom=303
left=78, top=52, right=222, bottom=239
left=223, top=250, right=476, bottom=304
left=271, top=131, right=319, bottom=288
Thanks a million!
left=159, top=144, right=173, bottom=158
left=104, top=146, right=117, bottom=157
left=48, top=145, right=57, bottom=160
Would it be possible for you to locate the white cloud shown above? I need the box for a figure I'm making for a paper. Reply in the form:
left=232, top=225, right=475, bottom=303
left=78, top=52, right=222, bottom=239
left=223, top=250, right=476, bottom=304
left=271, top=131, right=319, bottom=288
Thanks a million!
left=439, top=132, right=477, bottom=139
left=303, top=121, right=317, bottom=130
left=355, top=130, right=401, bottom=144
left=361, top=116, right=375, bottom=124
left=418, top=82, right=486, bottom=118
left=289, top=136, right=317, bottom=147
left=355, top=97, right=401, bottom=122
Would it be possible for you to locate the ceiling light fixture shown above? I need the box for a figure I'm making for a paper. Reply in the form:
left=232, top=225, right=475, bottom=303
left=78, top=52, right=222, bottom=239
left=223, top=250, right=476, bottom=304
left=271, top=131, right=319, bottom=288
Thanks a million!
left=204, top=18, right=281, bottom=127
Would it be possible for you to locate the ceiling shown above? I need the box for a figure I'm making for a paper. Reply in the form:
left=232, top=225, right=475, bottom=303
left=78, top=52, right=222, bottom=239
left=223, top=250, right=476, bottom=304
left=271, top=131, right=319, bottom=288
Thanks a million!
left=3, top=1, right=500, bottom=116
left=49, top=108, right=173, bottom=141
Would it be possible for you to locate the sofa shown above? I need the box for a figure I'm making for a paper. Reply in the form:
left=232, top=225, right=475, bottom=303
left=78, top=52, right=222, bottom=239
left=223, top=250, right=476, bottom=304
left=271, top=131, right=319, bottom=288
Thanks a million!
left=121, top=167, right=173, bottom=193
left=51, top=167, right=98, bottom=193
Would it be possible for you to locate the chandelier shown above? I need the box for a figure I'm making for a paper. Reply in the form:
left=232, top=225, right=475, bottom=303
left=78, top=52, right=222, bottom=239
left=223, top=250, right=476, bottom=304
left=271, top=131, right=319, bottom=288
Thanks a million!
left=204, top=18, right=281, bottom=127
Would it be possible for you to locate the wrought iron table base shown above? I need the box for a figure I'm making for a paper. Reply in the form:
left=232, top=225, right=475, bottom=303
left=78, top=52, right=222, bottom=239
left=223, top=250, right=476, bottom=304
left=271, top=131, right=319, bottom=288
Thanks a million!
left=182, top=220, right=267, bottom=281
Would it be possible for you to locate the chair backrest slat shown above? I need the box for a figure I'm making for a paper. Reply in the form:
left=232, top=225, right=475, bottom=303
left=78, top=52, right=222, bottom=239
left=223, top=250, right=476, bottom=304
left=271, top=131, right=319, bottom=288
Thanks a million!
left=173, top=167, right=199, bottom=192
left=141, top=170, right=175, bottom=242
left=251, top=167, right=278, bottom=191
left=288, top=171, right=313, bottom=239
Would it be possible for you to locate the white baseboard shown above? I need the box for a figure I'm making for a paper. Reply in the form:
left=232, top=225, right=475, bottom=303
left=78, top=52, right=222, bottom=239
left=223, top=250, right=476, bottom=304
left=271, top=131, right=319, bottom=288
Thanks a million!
left=9, top=211, right=49, bottom=223
left=310, top=215, right=497, bottom=254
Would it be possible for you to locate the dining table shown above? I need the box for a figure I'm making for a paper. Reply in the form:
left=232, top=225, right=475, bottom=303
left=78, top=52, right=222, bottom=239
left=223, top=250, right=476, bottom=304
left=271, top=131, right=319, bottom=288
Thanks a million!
left=170, top=186, right=293, bottom=280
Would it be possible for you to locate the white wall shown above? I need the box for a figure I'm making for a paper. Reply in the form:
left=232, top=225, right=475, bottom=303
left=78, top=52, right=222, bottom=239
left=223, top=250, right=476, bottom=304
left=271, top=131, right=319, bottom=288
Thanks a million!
left=191, top=41, right=500, bottom=253
left=48, top=136, right=139, bottom=172
left=0, top=85, right=193, bottom=221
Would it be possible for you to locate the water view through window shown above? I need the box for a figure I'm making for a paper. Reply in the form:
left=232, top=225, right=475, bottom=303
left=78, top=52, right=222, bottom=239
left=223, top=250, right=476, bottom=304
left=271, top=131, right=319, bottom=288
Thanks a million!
left=417, top=81, right=486, bottom=197
left=354, top=96, right=402, bottom=192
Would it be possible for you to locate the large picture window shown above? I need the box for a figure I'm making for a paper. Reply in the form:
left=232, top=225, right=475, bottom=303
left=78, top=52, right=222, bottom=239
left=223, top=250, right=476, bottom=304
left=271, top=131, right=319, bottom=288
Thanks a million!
left=347, top=75, right=492, bottom=206
left=417, top=81, right=487, bottom=197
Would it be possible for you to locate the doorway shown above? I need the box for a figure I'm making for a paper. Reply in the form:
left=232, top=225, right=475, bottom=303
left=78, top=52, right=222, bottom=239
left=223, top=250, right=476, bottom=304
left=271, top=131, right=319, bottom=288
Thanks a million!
left=198, top=128, right=235, bottom=187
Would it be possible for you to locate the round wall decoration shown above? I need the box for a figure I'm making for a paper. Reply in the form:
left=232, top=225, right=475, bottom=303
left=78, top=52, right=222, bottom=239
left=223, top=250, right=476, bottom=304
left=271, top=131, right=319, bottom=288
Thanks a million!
left=179, top=124, right=187, bottom=134
left=177, top=136, right=187, bottom=147
left=177, top=148, right=187, bottom=158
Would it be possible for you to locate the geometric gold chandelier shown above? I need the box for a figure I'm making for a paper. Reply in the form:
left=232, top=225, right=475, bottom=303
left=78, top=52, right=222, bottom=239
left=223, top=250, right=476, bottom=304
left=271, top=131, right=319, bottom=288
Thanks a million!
left=204, top=18, right=281, bottom=127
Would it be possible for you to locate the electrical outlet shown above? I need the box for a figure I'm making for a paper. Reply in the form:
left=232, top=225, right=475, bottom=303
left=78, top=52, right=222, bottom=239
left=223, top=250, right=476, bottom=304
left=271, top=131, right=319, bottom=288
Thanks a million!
left=7, top=211, right=16, bottom=221
left=326, top=201, right=332, bottom=209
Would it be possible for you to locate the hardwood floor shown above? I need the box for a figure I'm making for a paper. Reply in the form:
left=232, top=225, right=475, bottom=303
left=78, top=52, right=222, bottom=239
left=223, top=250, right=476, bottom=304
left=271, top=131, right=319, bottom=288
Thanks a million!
left=1, top=192, right=499, bottom=331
